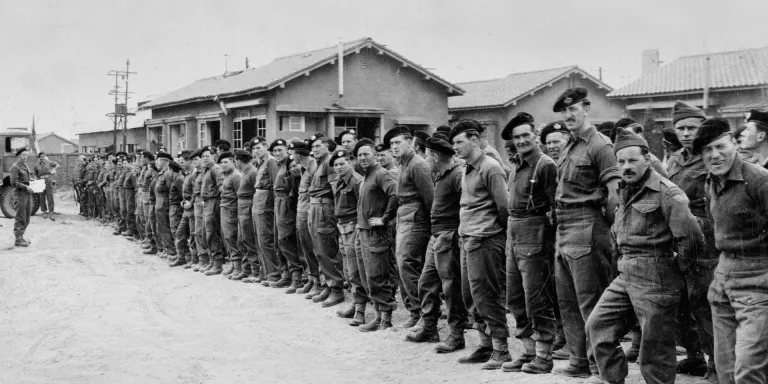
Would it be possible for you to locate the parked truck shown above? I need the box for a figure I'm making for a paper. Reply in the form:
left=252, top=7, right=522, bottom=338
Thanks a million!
left=1, top=128, right=41, bottom=218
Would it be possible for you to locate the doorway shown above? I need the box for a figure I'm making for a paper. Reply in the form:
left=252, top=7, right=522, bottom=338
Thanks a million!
left=334, top=116, right=381, bottom=141
left=208, top=121, right=221, bottom=146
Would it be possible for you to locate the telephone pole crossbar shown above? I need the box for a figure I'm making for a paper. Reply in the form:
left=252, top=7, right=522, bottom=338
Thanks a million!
left=106, top=59, right=137, bottom=152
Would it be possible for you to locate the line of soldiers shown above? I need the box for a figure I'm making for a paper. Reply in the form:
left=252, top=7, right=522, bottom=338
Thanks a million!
left=79, top=89, right=768, bottom=384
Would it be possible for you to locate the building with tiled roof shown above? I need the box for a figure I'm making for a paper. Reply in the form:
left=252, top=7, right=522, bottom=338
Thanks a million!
left=609, top=47, right=768, bottom=130
left=449, top=66, right=623, bottom=154
left=135, top=37, right=463, bottom=154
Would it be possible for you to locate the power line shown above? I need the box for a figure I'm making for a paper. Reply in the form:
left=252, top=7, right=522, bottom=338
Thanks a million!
left=106, top=59, right=137, bottom=152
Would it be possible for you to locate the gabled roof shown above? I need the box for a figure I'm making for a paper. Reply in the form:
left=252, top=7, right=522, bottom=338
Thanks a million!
left=609, top=46, right=768, bottom=98
left=143, top=38, right=464, bottom=110
left=37, top=132, right=77, bottom=146
left=448, top=66, right=612, bottom=110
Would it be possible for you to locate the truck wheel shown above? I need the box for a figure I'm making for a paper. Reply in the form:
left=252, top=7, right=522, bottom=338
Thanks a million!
left=0, top=186, right=17, bottom=218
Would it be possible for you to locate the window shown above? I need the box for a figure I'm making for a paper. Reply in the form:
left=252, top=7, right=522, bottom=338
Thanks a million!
left=199, top=122, right=207, bottom=147
left=280, top=116, right=304, bottom=132
left=335, top=117, right=358, bottom=130
left=126, top=144, right=135, bottom=153
left=233, top=121, right=243, bottom=149
left=257, top=117, right=267, bottom=137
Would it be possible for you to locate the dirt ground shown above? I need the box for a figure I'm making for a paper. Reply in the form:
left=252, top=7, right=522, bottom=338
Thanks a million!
left=0, top=192, right=703, bottom=384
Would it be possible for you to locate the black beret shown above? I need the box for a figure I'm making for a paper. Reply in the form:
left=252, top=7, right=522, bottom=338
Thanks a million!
left=734, top=124, right=748, bottom=140
left=425, top=136, right=455, bottom=155
left=414, top=130, right=431, bottom=142
left=539, top=121, right=570, bottom=145
left=307, top=132, right=326, bottom=143
left=353, top=138, right=375, bottom=157
left=662, top=129, right=683, bottom=153
left=188, top=149, right=202, bottom=159
left=233, top=149, right=252, bottom=162
left=179, top=150, right=192, bottom=160
left=374, top=144, right=389, bottom=153
left=329, top=149, right=352, bottom=166
left=15, top=147, right=29, bottom=156
left=116, top=151, right=128, bottom=158
left=251, top=136, right=267, bottom=146
left=597, top=121, right=615, bottom=137
left=746, top=109, right=768, bottom=126
left=214, top=140, right=231, bottom=149
left=383, top=126, right=412, bottom=146
left=37, top=151, right=47, bottom=158
left=156, top=152, right=173, bottom=161
left=199, top=145, right=215, bottom=155
left=290, top=139, right=311, bottom=156
left=672, top=101, right=706, bottom=124
left=269, top=138, right=288, bottom=151
left=502, top=112, right=534, bottom=140
left=336, top=129, right=358, bottom=144
left=435, top=125, right=451, bottom=136
left=217, top=151, right=234, bottom=163
left=613, top=129, right=649, bottom=154
left=432, top=133, right=450, bottom=142
left=553, top=88, right=588, bottom=112
left=692, top=118, right=732, bottom=155
left=448, top=119, right=483, bottom=142
left=612, top=118, right=643, bottom=142
left=157, top=146, right=167, bottom=152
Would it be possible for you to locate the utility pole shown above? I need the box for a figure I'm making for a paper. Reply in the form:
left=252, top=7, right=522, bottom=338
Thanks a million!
left=107, top=59, right=137, bottom=152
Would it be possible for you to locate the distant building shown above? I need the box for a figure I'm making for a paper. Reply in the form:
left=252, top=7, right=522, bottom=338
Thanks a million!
left=37, top=132, right=78, bottom=153
left=449, top=66, right=623, bottom=154
left=78, top=113, right=149, bottom=153
left=139, top=37, right=464, bottom=153
left=608, top=46, right=768, bottom=131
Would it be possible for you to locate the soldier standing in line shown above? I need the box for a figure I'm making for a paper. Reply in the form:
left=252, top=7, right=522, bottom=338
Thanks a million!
left=231, top=148, right=259, bottom=282
left=405, top=134, right=469, bottom=353
left=120, top=154, right=139, bottom=239
left=166, top=155, right=186, bottom=266
left=330, top=149, right=365, bottom=317
left=737, top=109, right=768, bottom=168
left=271, top=139, right=303, bottom=291
left=217, top=152, right=243, bottom=278
left=113, top=154, right=128, bottom=234
left=695, top=117, right=768, bottom=384
left=497, top=113, right=558, bottom=375
left=549, top=88, right=621, bottom=382
left=153, top=152, right=177, bottom=259
left=449, top=120, right=511, bottom=370
left=134, top=152, right=147, bottom=242
left=200, top=146, right=225, bottom=275
left=375, top=142, right=401, bottom=303
left=250, top=137, right=281, bottom=285
left=666, top=101, right=718, bottom=380
left=33, top=152, right=58, bottom=215
left=141, top=158, right=162, bottom=255
left=10, top=147, right=34, bottom=247
left=191, top=150, right=210, bottom=272
left=176, top=150, right=199, bottom=269
left=586, top=129, right=704, bottom=384
left=290, top=140, right=320, bottom=295
left=355, top=140, right=398, bottom=331
left=306, top=133, right=345, bottom=307
left=385, top=125, right=434, bottom=328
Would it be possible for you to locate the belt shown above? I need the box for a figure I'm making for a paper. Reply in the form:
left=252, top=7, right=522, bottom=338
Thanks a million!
left=310, top=197, right=333, bottom=204
left=398, top=196, right=423, bottom=205
left=202, top=196, right=220, bottom=201
left=255, top=188, right=272, bottom=192
left=508, top=211, right=548, bottom=219
left=238, top=197, right=254, bottom=201
left=275, top=191, right=290, bottom=197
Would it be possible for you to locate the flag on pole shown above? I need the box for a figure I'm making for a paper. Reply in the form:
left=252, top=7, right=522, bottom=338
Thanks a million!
left=31, top=114, right=40, bottom=154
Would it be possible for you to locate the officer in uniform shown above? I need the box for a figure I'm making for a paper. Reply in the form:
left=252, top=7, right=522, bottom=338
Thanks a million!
left=139, top=153, right=159, bottom=254
left=405, top=134, right=469, bottom=353
left=498, top=113, right=559, bottom=374
left=190, top=150, right=210, bottom=272
left=291, top=140, right=321, bottom=295
left=449, top=121, right=511, bottom=370
left=666, top=101, right=718, bottom=379
left=167, top=157, right=185, bottom=265
left=200, top=146, right=225, bottom=275
left=540, top=122, right=570, bottom=162
left=231, top=148, right=258, bottom=281
left=550, top=88, right=621, bottom=380
left=217, top=152, right=243, bottom=277
left=355, top=140, right=398, bottom=331
left=10, top=147, right=34, bottom=247
left=696, top=117, right=768, bottom=384
left=611, top=118, right=668, bottom=178
left=385, top=125, right=434, bottom=328
left=176, top=150, right=199, bottom=269
left=587, top=129, right=704, bottom=384
left=250, top=137, right=280, bottom=284
left=270, top=138, right=299, bottom=289
left=121, top=155, right=139, bottom=239
left=738, top=109, right=768, bottom=168
left=153, top=152, right=177, bottom=259
left=33, top=152, right=59, bottom=215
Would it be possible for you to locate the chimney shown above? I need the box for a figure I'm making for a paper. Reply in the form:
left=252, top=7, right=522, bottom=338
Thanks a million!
left=641, top=49, right=660, bottom=76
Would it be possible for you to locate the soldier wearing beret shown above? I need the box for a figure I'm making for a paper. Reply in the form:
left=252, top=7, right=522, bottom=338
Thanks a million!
left=692, top=117, right=768, bottom=384
left=375, top=143, right=399, bottom=178
left=449, top=121, right=510, bottom=370
left=737, top=109, right=768, bottom=168
left=385, top=125, right=434, bottom=328
left=405, top=134, right=469, bottom=352
left=120, top=154, right=139, bottom=240
left=733, top=124, right=758, bottom=164
left=216, top=151, right=243, bottom=278
left=271, top=138, right=303, bottom=291
left=249, top=137, right=280, bottom=284
left=153, top=152, right=178, bottom=259
left=176, top=150, right=199, bottom=269
left=227, top=148, right=257, bottom=280
left=550, top=88, right=621, bottom=380
left=355, top=139, right=398, bottom=331
left=306, top=133, right=346, bottom=306
left=10, top=147, right=34, bottom=247
left=499, top=114, right=559, bottom=374
left=540, top=121, right=571, bottom=162
left=112, top=154, right=126, bottom=233
left=460, top=118, right=510, bottom=174
left=166, top=156, right=186, bottom=266
left=199, top=146, right=225, bottom=275
left=189, top=150, right=210, bottom=272
left=666, top=101, right=718, bottom=378
left=290, top=139, right=321, bottom=295
left=138, top=152, right=159, bottom=253
left=587, top=129, right=704, bottom=384
left=413, top=130, right=431, bottom=158
left=33, top=151, right=58, bottom=215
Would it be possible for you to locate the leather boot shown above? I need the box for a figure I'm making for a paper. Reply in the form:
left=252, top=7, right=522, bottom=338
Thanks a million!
left=200, top=260, right=214, bottom=273
left=143, top=248, right=158, bottom=255
left=169, top=256, right=187, bottom=267
left=405, top=323, right=440, bottom=343
left=348, top=304, right=366, bottom=326
left=322, top=290, right=345, bottom=307
left=231, top=262, right=250, bottom=281
left=696, top=367, right=719, bottom=384
left=400, top=313, right=420, bottom=328
left=480, top=349, right=512, bottom=370
left=226, top=261, right=242, bottom=279
left=270, top=272, right=291, bottom=288
left=284, top=271, right=301, bottom=294
left=435, top=329, right=465, bottom=353
left=336, top=302, right=356, bottom=318
left=242, top=267, right=260, bottom=283
left=378, top=311, right=393, bottom=330
left=678, top=357, right=708, bottom=376
left=312, top=287, right=332, bottom=303
left=222, top=262, right=234, bottom=277
left=14, top=236, right=28, bottom=247
left=359, top=310, right=381, bottom=332
left=297, top=276, right=315, bottom=294
left=193, top=259, right=207, bottom=272
left=305, top=281, right=324, bottom=300
left=204, top=260, right=223, bottom=276
left=458, top=346, right=494, bottom=364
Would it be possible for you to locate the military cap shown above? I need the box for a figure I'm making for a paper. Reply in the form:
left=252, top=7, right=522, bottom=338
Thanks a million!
left=269, top=138, right=288, bottom=151
left=734, top=124, right=748, bottom=140
left=746, top=109, right=768, bottom=126
left=188, top=149, right=202, bottom=159
left=214, top=139, right=231, bottom=150
left=307, top=132, right=326, bottom=143
left=157, top=145, right=167, bottom=152
left=217, top=151, right=234, bottom=163
left=448, top=119, right=484, bottom=142
left=233, top=149, right=252, bottom=161
left=179, top=150, right=192, bottom=160
left=553, top=88, right=589, bottom=112
left=435, top=125, right=452, bottom=136
left=116, top=151, right=128, bottom=158
left=199, top=145, right=215, bottom=156
left=613, top=129, right=649, bottom=154
left=335, top=129, right=358, bottom=144
left=290, top=139, right=311, bottom=156
left=156, top=152, right=173, bottom=161
left=374, top=143, right=389, bottom=153
left=14, top=147, right=29, bottom=156
left=383, top=126, right=412, bottom=146
left=692, top=117, right=731, bottom=155
left=672, top=101, right=706, bottom=124
left=612, top=117, right=644, bottom=142
left=329, top=149, right=351, bottom=166
left=597, top=121, right=615, bottom=137
left=353, top=138, right=375, bottom=157
left=662, top=129, right=683, bottom=153
left=425, top=136, right=455, bottom=156
left=413, top=130, right=431, bottom=147
left=539, top=121, right=571, bottom=145
left=251, top=136, right=267, bottom=146
left=501, top=112, right=534, bottom=140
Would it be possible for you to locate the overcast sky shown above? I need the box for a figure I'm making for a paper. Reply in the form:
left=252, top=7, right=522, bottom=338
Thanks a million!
left=1, top=0, right=766, bottom=139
